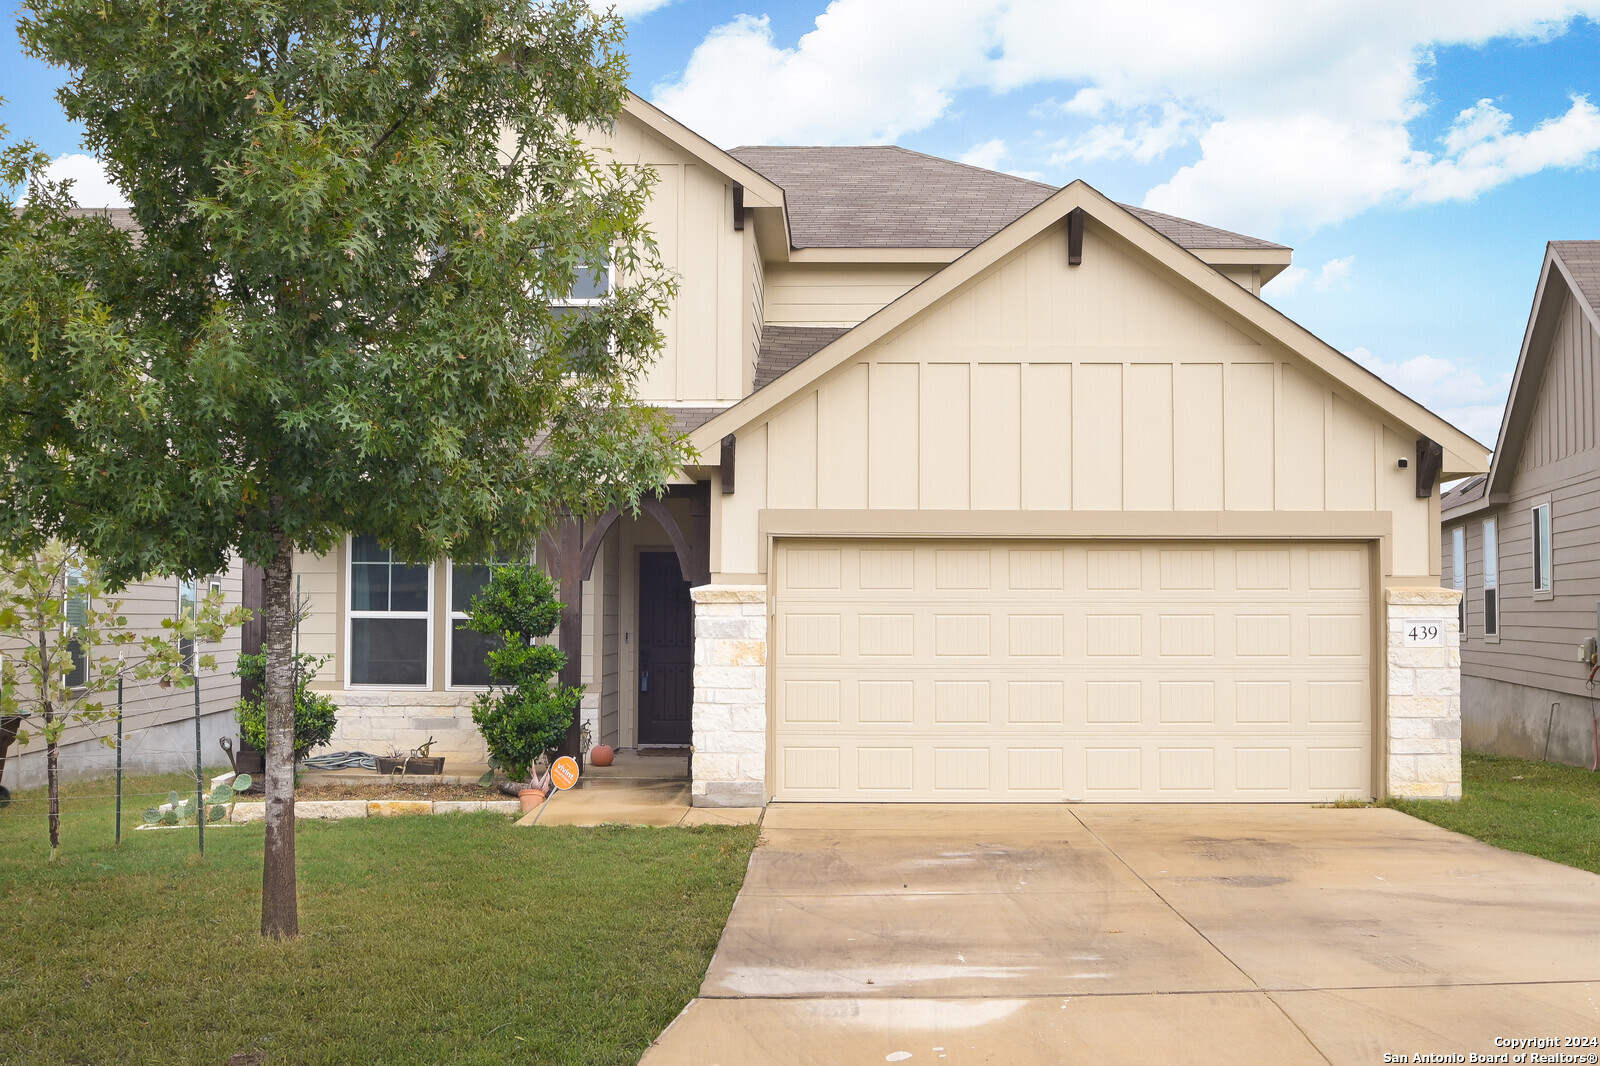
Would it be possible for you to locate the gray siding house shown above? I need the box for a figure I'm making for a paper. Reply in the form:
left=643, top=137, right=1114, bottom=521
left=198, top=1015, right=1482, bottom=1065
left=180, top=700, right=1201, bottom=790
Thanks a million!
left=1442, top=241, right=1600, bottom=767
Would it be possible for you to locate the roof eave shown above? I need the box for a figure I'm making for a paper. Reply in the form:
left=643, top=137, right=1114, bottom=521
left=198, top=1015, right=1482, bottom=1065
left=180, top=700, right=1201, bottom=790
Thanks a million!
left=692, top=181, right=1490, bottom=475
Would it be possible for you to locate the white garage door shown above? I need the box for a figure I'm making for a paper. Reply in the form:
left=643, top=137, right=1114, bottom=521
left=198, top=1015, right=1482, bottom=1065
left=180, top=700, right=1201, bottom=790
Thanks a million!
left=771, top=539, right=1373, bottom=802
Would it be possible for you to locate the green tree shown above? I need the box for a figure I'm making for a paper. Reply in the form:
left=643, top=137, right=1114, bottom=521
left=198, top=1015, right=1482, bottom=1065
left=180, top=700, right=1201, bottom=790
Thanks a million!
left=3, top=0, right=682, bottom=936
left=0, top=541, right=245, bottom=860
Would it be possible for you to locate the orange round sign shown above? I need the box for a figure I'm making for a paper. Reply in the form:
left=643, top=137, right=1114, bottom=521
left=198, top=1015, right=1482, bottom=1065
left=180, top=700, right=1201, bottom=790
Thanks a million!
left=549, top=756, right=580, bottom=791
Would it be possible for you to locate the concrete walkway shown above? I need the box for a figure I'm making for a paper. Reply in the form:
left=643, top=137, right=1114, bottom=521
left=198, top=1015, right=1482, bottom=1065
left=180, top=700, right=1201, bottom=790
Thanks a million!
left=642, top=804, right=1600, bottom=1065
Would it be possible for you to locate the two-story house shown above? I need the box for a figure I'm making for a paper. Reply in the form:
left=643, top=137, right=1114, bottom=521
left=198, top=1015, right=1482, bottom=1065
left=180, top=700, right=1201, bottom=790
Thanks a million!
left=301, top=94, right=1488, bottom=806
left=1442, top=241, right=1600, bottom=769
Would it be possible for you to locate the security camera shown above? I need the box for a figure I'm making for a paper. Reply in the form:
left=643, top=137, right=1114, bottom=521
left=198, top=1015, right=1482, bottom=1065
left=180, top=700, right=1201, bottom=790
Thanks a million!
left=1397, top=457, right=1409, bottom=469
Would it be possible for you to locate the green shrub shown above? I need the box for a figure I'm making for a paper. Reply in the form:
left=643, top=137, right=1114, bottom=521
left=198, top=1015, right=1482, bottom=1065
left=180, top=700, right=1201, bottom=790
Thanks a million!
left=233, top=651, right=338, bottom=759
left=464, top=565, right=580, bottom=783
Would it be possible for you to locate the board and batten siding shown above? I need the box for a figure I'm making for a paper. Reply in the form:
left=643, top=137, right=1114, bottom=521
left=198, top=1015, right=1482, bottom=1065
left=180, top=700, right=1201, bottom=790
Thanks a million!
left=714, top=221, right=1434, bottom=579
left=762, top=262, right=940, bottom=327
left=1450, top=287, right=1600, bottom=701
left=585, top=115, right=748, bottom=403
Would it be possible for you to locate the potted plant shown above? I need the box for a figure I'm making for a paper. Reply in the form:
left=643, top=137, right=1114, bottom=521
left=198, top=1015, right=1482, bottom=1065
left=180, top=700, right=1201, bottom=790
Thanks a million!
left=463, top=564, right=581, bottom=803
left=232, top=649, right=338, bottom=777
left=376, top=737, right=445, bottom=776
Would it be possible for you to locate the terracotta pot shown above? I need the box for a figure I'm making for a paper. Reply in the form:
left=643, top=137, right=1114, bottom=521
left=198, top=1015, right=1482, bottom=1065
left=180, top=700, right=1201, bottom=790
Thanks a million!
left=518, top=788, right=546, bottom=813
left=589, top=745, right=615, bottom=767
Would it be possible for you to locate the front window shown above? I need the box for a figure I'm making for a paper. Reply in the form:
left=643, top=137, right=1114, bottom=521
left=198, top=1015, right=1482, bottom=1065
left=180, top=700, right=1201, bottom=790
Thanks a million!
left=63, top=559, right=87, bottom=688
left=448, top=560, right=503, bottom=688
left=178, top=577, right=198, bottom=673
left=1482, top=519, right=1499, bottom=639
left=1532, top=503, right=1553, bottom=594
left=1451, top=527, right=1466, bottom=640
left=348, top=536, right=431, bottom=686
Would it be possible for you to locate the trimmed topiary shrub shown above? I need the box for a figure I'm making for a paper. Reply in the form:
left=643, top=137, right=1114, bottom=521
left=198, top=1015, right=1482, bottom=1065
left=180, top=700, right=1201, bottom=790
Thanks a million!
left=464, top=564, right=581, bottom=784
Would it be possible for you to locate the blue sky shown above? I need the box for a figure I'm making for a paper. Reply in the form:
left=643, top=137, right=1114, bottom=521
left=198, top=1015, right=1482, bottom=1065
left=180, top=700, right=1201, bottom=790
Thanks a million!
left=6, top=2, right=1600, bottom=446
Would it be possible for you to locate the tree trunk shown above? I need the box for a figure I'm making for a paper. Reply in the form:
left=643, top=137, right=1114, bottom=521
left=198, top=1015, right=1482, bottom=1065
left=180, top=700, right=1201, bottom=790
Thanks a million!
left=45, top=717, right=59, bottom=861
left=259, top=534, right=299, bottom=939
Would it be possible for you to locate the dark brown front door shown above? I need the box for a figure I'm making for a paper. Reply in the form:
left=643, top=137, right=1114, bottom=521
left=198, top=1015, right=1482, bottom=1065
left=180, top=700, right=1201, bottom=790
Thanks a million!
left=638, top=552, right=693, bottom=745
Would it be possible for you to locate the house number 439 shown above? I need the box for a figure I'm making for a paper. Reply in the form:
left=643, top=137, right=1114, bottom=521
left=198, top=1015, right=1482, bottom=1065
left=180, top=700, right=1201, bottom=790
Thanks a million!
left=1403, top=621, right=1443, bottom=648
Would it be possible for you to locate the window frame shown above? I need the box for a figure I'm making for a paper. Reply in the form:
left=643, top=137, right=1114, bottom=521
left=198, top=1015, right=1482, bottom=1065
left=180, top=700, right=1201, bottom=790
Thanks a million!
left=446, top=559, right=494, bottom=691
left=1531, top=498, right=1554, bottom=599
left=344, top=535, right=434, bottom=691
left=1450, top=526, right=1467, bottom=642
left=62, top=556, right=88, bottom=690
left=444, top=554, right=537, bottom=690
left=1482, top=517, right=1499, bottom=642
left=177, top=576, right=199, bottom=674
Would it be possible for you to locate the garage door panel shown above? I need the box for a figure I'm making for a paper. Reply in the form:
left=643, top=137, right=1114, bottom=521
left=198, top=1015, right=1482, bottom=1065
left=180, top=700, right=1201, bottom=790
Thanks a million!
left=776, top=668, right=1371, bottom=735
left=773, top=540, right=1373, bottom=801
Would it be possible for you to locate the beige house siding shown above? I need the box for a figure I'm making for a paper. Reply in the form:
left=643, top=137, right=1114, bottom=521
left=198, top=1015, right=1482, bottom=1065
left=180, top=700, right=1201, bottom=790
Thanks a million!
left=712, top=221, right=1435, bottom=581
left=762, top=262, right=939, bottom=326
left=589, top=116, right=748, bottom=403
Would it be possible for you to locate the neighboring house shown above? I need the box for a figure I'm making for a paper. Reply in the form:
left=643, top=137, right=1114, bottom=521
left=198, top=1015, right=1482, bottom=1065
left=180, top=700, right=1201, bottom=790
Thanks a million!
left=302, top=94, right=1488, bottom=805
left=1442, top=241, right=1600, bottom=768
left=0, top=559, right=248, bottom=791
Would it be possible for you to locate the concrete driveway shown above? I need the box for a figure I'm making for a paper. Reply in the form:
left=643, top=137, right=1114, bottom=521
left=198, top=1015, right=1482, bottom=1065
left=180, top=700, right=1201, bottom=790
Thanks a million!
left=642, top=804, right=1600, bottom=1065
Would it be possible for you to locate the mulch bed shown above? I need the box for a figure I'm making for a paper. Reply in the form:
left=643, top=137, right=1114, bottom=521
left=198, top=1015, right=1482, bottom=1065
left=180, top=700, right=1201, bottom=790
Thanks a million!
left=294, top=782, right=500, bottom=801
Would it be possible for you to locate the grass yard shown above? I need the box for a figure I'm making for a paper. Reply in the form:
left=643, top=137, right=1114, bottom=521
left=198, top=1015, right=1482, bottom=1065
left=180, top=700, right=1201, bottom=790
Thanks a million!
left=0, top=770, right=759, bottom=1066
left=1386, top=749, right=1600, bottom=874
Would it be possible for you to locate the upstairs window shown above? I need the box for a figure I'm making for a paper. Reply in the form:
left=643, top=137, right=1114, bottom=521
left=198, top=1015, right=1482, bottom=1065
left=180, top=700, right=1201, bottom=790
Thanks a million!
left=1451, top=527, right=1466, bottom=640
left=1532, top=502, right=1553, bottom=595
left=1482, top=518, right=1499, bottom=640
left=549, top=258, right=613, bottom=367
left=348, top=536, right=431, bottom=687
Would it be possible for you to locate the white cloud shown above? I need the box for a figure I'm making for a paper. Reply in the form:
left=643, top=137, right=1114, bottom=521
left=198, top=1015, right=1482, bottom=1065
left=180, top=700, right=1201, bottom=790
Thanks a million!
left=36, top=153, right=127, bottom=208
left=958, top=138, right=1008, bottom=171
left=602, top=0, right=677, bottom=17
left=1314, top=255, right=1355, bottom=291
left=1265, top=255, right=1355, bottom=295
left=651, top=1, right=1600, bottom=234
left=1346, top=346, right=1511, bottom=445
left=651, top=8, right=998, bottom=145
left=1051, top=104, right=1197, bottom=165
left=1273, top=265, right=1310, bottom=295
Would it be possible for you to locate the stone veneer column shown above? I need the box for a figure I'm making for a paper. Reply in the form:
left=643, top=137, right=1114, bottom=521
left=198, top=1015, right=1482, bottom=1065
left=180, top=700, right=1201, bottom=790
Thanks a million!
left=690, top=585, right=768, bottom=807
left=1385, top=587, right=1464, bottom=800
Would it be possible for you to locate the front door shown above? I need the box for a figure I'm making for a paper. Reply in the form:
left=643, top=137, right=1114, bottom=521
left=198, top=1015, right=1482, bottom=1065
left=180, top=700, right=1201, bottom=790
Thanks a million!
left=638, top=552, right=693, bottom=745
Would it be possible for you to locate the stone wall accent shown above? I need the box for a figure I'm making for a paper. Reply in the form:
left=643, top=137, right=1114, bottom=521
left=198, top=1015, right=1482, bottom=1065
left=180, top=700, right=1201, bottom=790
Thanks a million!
left=690, top=585, right=768, bottom=807
left=1386, top=587, right=1464, bottom=800
left=320, top=690, right=488, bottom=763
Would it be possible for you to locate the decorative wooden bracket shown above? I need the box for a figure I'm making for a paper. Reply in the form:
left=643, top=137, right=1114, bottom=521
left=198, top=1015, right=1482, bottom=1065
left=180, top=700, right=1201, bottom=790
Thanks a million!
left=1067, top=207, right=1086, bottom=266
left=733, top=184, right=745, bottom=231
left=1415, top=438, right=1444, bottom=498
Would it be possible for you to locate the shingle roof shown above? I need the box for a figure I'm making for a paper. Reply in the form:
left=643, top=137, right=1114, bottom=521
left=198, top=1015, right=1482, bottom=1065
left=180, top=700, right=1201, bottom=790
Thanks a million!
left=662, top=407, right=732, bottom=435
left=1441, top=475, right=1488, bottom=511
left=1552, top=241, right=1600, bottom=311
left=65, top=207, right=139, bottom=233
left=728, top=145, right=1286, bottom=252
left=1119, top=205, right=1287, bottom=251
left=755, top=325, right=851, bottom=391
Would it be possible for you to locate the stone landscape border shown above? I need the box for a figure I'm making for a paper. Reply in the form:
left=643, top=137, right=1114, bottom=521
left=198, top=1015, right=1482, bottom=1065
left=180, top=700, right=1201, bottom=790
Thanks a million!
left=230, top=799, right=521, bottom=822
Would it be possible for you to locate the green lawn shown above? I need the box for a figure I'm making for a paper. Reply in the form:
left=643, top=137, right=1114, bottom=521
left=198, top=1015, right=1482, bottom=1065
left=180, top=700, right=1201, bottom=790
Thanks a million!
left=0, top=771, right=759, bottom=1065
left=1387, top=750, right=1600, bottom=873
